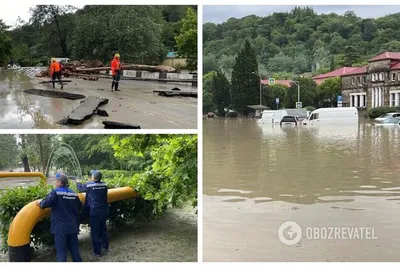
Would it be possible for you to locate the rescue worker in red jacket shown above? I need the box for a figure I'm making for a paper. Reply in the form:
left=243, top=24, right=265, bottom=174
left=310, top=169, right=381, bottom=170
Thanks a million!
left=49, top=58, right=64, bottom=89
left=111, top=54, right=123, bottom=91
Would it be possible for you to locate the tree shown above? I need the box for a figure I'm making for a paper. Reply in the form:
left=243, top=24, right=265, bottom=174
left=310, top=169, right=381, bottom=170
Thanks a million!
left=73, top=6, right=165, bottom=63
left=110, top=135, right=198, bottom=213
left=30, top=5, right=77, bottom=57
left=284, top=77, right=317, bottom=108
left=175, top=8, right=197, bottom=70
left=343, top=45, right=360, bottom=66
left=330, top=56, right=335, bottom=71
left=231, top=40, right=259, bottom=114
left=316, top=77, right=341, bottom=107
left=0, top=20, right=12, bottom=66
left=267, top=52, right=294, bottom=73
left=211, top=70, right=231, bottom=115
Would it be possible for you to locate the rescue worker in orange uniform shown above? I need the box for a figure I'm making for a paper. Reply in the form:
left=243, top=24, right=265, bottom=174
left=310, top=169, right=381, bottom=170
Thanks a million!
left=49, top=58, right=64, bottom=89
left=111, top=54, right=123, bottom=92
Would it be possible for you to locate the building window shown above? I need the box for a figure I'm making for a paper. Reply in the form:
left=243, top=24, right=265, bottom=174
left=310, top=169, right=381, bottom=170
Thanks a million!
left=398, top=73, right=400, bottom=81
left=390, top=90, right=400, bottom=107
left=351, top=77, right=355, bottom=85
left=379, top=72, right=384, bottom=81
left=350, top=93, right=366, bottom=108
left=357, top=77, right=361, bottom=84
left=363, top=76, right=367, bottom=83
left=392, top=73, right=396, bottom=81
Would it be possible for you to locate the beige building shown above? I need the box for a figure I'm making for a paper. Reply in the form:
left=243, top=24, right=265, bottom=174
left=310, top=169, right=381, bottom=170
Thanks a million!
left=313, top=52, right=400, bottom=108
left=341, top=52, right=400, bottom=108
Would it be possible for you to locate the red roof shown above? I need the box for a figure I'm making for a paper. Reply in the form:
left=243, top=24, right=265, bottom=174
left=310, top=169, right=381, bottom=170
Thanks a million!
left=341, top=66, right=368, bottom=76
left=368, top=52, right=400, bottom=62
left=261, top=79, right=292, bottom=87
left=313, top=67, right=359, bottom=79
left=390, top=61, right=400, bottom=70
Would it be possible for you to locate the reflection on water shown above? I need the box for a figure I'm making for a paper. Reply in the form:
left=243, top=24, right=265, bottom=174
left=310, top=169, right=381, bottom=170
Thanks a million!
left=204, top=118, right=400, bottom=204
left=0, top=68, right=55, bottom=129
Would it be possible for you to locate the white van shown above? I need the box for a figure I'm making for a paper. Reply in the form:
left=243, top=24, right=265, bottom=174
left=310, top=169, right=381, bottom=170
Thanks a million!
left=303, top=107, right=358, bottom=126
left=258, top=110, right=288, bottom=124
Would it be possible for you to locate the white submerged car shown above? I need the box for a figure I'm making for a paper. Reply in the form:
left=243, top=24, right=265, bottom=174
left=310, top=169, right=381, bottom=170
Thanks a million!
left=303, top=107, right=359, bottom=126
left=375, top=117, right=400, bottom=126
left=374, top=112, right=400, bottom=123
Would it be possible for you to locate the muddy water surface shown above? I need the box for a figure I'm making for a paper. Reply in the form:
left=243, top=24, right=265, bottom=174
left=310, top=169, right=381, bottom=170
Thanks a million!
left=203, top=118, right=400, bottom=261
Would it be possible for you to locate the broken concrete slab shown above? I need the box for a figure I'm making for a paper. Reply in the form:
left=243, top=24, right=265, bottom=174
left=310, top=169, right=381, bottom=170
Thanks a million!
left=97, top=109, right=109, bottom=117
left=67, top=96, right=109, bottom=124
left=102, top=121, right=141, bottom=129
left=39, top=80, right=72, bottom=84
left=153, top=89, right=197, bottom=98
left=24, top=89, right=86, bottom=100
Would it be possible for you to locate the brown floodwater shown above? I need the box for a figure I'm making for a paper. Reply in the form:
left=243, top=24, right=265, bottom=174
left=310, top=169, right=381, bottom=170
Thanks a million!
left=0, top=68, right=197, bottom=129
left=203, top=118, right=400, bottom=262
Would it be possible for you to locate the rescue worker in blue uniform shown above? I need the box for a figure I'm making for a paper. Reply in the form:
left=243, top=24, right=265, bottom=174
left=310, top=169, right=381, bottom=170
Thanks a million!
left=76, top=170, right=109, bottom=257
left=37, top=173, right=83, bottom=262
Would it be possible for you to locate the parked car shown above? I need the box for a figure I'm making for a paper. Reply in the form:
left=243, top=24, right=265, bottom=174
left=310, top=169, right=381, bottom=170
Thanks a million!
left=206, top=112, right=214, bottom=118
left=376, top=117, right=400, bottom=126
left=280, top=116, right=299, bottom=126
left=374, top=112, right=400, bottom=123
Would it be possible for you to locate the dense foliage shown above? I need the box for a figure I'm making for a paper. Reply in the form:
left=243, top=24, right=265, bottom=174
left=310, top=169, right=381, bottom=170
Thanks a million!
left=1, top=5, right=197, bottom=67
left=175, top=8, right=198, bottom=70
left=0, top=134, right=197, bottom=253
left=204, top=7, right=400, bottom=77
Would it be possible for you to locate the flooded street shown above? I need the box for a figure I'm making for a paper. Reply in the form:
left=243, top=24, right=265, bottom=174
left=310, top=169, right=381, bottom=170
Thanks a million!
left=203, top=118, right=400, bottom=261
left=0, top=68, right=197, bottom=129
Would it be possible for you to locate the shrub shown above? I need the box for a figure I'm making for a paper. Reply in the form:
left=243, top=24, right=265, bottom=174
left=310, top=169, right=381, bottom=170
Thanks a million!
left=0, top=177, right=153, bottom=253
left=367, top=106, right=400, bottom=119
left=99, top=170, right=137, bottom=180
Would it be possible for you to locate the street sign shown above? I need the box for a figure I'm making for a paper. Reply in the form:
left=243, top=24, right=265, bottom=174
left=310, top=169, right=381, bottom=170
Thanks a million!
left=296, top=102, right=302, bottom=109
left=269, top=78, right=275, bottom=84
left=337, top=95, right=343, bottom=102
left=276, top=98, right=279, bottom=104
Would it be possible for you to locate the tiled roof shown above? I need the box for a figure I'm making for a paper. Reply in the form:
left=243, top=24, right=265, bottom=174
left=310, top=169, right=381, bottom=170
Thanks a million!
left=312, top=67, right=359, bottom=79
left=261, top=79, right=292, bottom=87
left=390, top=61, right=400, bottom=70
left=341, top=66, right=368, bottom=76
left=368, top=52, right=400, bottom=62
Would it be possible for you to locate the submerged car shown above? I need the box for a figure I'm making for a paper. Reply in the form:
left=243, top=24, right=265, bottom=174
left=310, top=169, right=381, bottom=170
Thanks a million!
left=376, top=117, right=400, bottom=126
left=280, top=115, right=299, bottom=126
left=375, top=112, right=400, bottom=123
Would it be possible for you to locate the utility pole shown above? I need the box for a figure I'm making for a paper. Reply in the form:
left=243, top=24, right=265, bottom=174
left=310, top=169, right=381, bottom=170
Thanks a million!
left=290, top=80, right=301, bottom=108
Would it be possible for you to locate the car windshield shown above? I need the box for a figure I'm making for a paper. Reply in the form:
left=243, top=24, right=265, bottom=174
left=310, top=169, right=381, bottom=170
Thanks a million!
left=281, top=116, right=296, bottom=122
left=379, top=113, right=393, bottom=118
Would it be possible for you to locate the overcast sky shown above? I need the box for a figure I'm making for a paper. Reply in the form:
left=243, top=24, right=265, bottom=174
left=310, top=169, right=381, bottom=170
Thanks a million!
left=203, top=5, right=400, bottom=24
left=0, top=5, right=84, bottom=27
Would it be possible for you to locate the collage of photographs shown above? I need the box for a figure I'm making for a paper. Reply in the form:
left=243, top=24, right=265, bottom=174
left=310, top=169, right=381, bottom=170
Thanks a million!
left=0, top=2, right=400, bottom=266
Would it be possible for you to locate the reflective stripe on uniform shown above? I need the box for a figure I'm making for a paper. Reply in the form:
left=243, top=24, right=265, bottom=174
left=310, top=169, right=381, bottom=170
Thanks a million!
left=86, top=183, right=107, bottom=188
left=56, top=191, right=78, bottom=197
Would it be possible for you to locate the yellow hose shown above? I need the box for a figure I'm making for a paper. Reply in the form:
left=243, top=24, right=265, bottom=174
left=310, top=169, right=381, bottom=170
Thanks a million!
left=8, top=187, right=137, bottom=247
left=0, top=172, right=47, bottom=183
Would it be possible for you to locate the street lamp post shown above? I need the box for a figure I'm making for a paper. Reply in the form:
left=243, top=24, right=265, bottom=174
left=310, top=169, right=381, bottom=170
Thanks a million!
left=290, top=80, right=301, bottom=108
